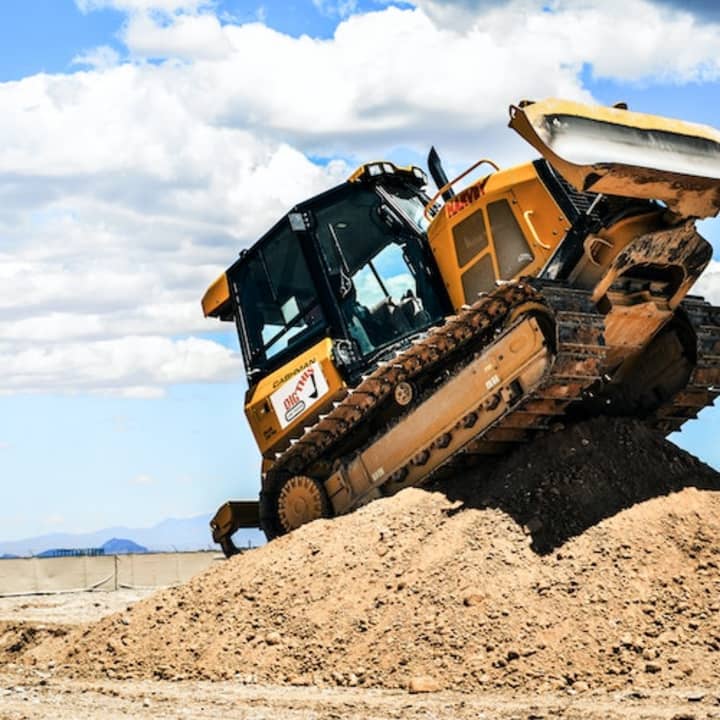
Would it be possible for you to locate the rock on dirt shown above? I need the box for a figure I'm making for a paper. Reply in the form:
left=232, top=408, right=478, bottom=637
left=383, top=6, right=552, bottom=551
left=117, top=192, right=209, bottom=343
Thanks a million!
left=408, top=675, right=442, bottom=693
left=18, top=417, right=720, bottom=694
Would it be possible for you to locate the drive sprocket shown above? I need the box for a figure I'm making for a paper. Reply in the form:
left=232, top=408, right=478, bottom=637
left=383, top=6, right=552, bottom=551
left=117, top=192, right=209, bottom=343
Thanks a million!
left=277, top=476, right=330, bottom=533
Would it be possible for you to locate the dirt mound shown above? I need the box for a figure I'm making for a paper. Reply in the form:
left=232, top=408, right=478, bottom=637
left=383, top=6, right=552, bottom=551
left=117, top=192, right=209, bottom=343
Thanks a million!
left=439, top=415, right=720, bottom=552
left=0, top=621, right=68, bottom=664
left=27, top=418, right=720, bottom=692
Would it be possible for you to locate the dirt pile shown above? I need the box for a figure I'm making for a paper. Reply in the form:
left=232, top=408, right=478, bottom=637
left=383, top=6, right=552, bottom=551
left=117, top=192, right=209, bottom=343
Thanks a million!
left=0, top=622, right=68, bottom=663
left=439, top=416, right=720, bottom=553
left=27, top=417, right=720, bottom=692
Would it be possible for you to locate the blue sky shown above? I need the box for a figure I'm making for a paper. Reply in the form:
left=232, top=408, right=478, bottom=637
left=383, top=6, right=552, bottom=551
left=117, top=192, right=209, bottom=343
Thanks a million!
left=0, top=0, right=390, bottom=82
left=1, top=0, right=720, bottom=543
left=0, top=1, right=123, bottom=80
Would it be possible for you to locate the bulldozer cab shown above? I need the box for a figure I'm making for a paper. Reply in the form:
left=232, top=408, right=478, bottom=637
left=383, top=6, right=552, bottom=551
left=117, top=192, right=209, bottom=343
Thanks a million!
left=224, top=165, right=451, bottom=387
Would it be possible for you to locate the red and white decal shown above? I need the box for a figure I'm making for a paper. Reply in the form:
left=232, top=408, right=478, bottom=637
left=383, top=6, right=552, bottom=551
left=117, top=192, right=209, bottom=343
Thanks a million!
left=446, top=185, right=483, bottom=218
left=270, top=361, right=329, bottom=429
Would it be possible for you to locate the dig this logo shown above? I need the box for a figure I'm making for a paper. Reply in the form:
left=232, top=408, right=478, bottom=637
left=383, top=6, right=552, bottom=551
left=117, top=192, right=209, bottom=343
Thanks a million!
left=270, top=361, right=329, bottom=429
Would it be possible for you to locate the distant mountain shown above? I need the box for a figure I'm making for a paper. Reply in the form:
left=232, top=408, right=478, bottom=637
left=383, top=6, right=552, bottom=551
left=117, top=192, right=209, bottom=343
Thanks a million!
left=0, top=553, right=19, bottom=559
left=0, top=515, right=265, bottom=557
left=101, top=538, right=148, bottom=554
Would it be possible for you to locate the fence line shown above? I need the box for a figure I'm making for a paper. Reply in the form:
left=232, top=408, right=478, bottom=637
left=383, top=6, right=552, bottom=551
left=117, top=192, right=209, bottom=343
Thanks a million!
left=0, top=551, right=224, bottom=597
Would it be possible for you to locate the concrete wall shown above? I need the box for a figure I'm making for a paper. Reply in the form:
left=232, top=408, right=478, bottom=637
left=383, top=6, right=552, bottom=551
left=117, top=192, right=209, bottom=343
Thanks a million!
left=0, top=551, right=224, bottom=596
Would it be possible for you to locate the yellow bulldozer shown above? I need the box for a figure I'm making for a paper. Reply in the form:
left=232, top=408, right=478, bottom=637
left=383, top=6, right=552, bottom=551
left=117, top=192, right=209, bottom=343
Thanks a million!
left=202, top=98, right=720, bottom=556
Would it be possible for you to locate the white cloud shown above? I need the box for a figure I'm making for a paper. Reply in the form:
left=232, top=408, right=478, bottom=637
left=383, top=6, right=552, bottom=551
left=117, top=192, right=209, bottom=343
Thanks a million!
left=0, top=59, right=345, bottom=395
left=697, top=260, right=720, bottom=306
left=72, top=45, right=121, bottom=70
left=124, top=11, right=231, bottom=59
left=129, top=473, right=156, bottom=485
left=629, top=0, right=720, bottom=23
left=112, top=415, right=131, bottom=432
left=76, top=0, right=211, bottom=13
left=414, top=0, right=720, bottom=37
left=0, top=335, right=243, bottom=397
left=2, top=1, right=720, bottom=397
left=313, top=0, right=358, bottom=18
left=0, top=442, right=11, bottom=450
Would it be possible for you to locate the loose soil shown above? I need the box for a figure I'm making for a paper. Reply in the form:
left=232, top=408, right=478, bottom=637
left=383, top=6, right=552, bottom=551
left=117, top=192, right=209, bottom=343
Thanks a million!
left=0, top=590, right=152, bottom=626
left=15, top=416, right=720, bottom=703
left=2, top=668, right=719, bottom=720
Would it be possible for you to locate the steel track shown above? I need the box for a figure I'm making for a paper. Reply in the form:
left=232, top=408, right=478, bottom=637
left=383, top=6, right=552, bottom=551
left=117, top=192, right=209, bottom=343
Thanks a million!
left=650, top=298, right=720, bottom=433
left=260, top=281, right=720, bottom=535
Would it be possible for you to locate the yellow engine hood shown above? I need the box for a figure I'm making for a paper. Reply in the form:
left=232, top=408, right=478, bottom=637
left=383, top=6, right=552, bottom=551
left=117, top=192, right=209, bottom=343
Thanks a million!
left=509, top=98, right=720, bottom=219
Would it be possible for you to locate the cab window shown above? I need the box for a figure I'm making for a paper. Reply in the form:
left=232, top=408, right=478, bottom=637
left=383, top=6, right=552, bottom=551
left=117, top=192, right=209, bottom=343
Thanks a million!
left=231, top=224, right=325, bottom=364
left=314, top=188, right=443, bottom=356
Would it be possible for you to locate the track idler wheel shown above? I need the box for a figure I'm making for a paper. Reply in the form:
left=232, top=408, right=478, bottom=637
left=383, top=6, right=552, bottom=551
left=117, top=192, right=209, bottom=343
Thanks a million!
left=277, top=475, right=331, bottom=534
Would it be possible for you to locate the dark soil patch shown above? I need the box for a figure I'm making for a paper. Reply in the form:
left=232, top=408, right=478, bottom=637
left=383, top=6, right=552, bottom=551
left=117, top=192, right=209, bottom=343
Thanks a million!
left=437, top=416, right=720, bottom=552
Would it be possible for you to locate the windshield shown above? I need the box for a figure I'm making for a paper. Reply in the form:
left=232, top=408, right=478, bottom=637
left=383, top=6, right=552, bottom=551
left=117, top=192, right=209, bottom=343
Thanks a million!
left=314, top=187, right=443, bottom=357
left=231, top=222, right=326, bottom=366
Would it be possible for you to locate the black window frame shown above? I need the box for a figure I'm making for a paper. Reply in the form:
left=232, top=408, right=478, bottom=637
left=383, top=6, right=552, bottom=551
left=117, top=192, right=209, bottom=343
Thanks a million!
left=228, top=217, right=331, bottom=381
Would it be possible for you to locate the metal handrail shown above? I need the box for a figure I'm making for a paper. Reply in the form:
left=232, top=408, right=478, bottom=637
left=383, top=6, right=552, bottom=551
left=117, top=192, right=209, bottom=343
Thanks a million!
left=423, top=158, right=500, bottom=220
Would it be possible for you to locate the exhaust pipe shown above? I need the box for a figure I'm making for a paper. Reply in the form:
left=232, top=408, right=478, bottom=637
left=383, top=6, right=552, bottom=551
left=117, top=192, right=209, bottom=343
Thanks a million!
left=427, top=146, right=456, bottom=201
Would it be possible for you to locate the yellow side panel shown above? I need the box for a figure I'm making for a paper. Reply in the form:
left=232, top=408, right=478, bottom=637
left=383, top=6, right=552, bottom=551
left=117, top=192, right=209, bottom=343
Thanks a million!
left=245, top=337, right=346, bottom=459
left=427, top=162, right=570, bottom=310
